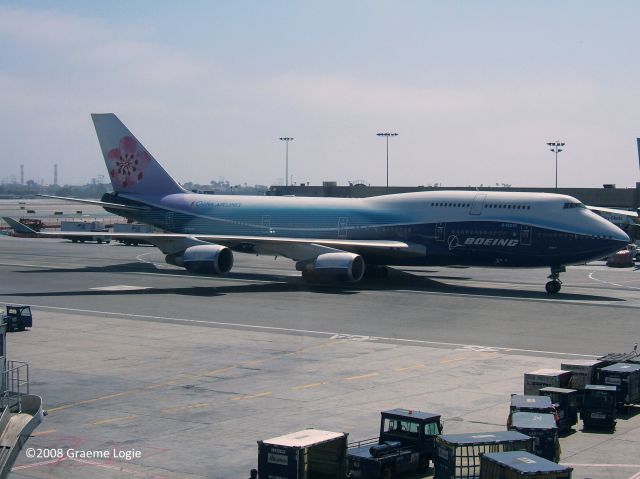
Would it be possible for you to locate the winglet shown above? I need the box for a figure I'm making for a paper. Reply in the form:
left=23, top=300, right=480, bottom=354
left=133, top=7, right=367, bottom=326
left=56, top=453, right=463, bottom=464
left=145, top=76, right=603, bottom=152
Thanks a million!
left=2, top=217, right=38, bottom=234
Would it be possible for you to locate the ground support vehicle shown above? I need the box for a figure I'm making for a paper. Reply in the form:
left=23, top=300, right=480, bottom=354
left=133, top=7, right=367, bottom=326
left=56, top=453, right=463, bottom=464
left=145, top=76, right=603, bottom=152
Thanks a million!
left=507, top=412, right=559, bottom=462
left=597, top=362, right=640, bottom=407
left=479, top=451, right=572, bottom=479
left=60, top=220, right=110, bottom=243
left=434, top=431, right=533, bottom=479
left=257, top=429, right=348, bottom=479
left=348, top=409, right=442, bottom=479
left=581, top=385, right=617, bottom=430
left=3, top=305, right=32, bottom=332
left=523, top=370, right=571, bottom=396
left=112, top=222, right=155, bottom=245
left=538, top=387, right=578, bottom=434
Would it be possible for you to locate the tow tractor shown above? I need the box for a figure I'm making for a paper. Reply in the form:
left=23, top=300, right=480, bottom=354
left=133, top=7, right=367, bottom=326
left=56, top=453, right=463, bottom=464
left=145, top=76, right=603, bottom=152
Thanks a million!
left=3, top=305, right=32, bottom=332
left=348, top=409, right=443, bottom=479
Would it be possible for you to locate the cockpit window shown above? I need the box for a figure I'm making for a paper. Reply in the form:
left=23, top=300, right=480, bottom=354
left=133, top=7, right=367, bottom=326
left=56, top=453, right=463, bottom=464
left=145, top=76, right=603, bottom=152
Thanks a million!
left=563, top=202, right=585, bottom=209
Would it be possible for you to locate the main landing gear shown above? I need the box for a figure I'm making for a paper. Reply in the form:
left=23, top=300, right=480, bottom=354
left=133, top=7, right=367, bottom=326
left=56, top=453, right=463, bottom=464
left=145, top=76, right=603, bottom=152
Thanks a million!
left=545, top=266, right=565, bottom=294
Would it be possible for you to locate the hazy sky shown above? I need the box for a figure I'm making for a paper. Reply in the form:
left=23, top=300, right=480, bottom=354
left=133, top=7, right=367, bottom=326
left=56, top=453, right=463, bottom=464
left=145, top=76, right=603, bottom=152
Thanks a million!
left=2, top=1, right=640, bottom=188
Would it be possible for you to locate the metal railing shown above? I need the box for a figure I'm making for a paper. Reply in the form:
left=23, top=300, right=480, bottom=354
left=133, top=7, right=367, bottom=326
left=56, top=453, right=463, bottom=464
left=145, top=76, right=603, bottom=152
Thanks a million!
left=1, top=361, right=29, bottom=412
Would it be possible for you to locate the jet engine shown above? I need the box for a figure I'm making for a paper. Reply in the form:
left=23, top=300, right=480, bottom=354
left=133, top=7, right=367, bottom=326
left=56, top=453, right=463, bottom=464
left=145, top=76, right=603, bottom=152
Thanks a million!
left=166, top=244, right=234, bottom=275
left=298, top=252, right=365, bottom=283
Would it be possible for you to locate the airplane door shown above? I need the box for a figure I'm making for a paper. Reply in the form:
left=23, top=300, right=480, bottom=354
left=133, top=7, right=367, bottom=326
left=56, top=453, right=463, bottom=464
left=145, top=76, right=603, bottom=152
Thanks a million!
left=470, top=194, right=486, bottom=215
left=435, top=222, right=446, bottom=241
left=338, top=217, right=348, bottom=237
left=262, top=215, right=271, bottom=228
left=520, top=224, right=532, bottom=246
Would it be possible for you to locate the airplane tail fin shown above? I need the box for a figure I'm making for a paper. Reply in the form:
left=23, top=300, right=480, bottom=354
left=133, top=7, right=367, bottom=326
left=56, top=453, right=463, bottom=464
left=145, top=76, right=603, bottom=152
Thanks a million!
left=91, top=114, right=185, bottom=196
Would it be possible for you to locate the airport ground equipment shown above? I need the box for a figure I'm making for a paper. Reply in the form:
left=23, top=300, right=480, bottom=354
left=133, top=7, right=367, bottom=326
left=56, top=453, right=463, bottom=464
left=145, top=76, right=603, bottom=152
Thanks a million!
left=17, top=218, right=44, bottom=232
left=538, top=387, right=578, bottom=434
left=3, top=306, right=31, bottom=333
left=257, top=429, right=348, bottom=479
left=507, top=413, right=560, bottom=462
left=434, top=431, right=533, bottom=479
left=60, top=220, right=110, bottom=243
left=0, top=314, right=43, bottom=479
left=479, top=451, right=572, bottom=479
left=112, top=222, right=154, bottom=245
left=347, top=409, right=443, bottom=478
left=523, top=370, right=571, bottom=396
left=598, top=351, right=640, bottom=366
left=581, top=385, right=617, bottom=430
left=597, top=362, right=640, bottom=406
left=560, top=359, right=605, bottom=392
left=507, top=395, right=555, bottom=427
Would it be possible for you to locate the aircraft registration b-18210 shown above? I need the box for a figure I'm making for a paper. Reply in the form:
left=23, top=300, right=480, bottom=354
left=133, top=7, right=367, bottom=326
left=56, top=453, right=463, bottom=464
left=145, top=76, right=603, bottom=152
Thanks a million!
left=4, top=114, right=630, bottom=294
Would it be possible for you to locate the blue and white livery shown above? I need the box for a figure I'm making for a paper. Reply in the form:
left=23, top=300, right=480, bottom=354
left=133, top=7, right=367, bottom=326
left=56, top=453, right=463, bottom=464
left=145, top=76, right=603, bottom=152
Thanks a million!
left=23, top=114, right=632, bottom=294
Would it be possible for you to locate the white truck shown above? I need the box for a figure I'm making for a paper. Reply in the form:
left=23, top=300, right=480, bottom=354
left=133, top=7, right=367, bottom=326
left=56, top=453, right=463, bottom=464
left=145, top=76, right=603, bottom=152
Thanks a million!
left=112, top=223, right=155, bottom=245
left=60, top=221, right=110, bottom=243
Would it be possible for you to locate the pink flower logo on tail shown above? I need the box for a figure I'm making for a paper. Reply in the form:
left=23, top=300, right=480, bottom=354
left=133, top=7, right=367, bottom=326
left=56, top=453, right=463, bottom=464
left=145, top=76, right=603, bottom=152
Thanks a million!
left=107, top=136, right=152, bottom=190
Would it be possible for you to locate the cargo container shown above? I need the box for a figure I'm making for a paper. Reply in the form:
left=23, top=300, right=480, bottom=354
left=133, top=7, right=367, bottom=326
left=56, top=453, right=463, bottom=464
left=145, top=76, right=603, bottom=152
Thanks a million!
left=479, top=451, right=572, bottom=479
left=598, top=363, right=640, bottom=406
left=539, top=387, right=578, bottom=434
left=508, top=413, right=559, bottom=462
left=257, top=429, right=348, bottom=479
left=434, top=431, right=533, bottom=479
left=524, top=369, right=572, bottom=396
left=560, top=359, right=605, bottom=391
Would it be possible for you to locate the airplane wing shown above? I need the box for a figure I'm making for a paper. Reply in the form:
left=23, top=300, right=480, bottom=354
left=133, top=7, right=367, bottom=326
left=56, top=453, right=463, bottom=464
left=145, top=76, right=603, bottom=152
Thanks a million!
left=2, top=217, right=424, bottom=262
left=587, top=205, right=639, bottom=218
left=36, top=194, right=150, bottom=212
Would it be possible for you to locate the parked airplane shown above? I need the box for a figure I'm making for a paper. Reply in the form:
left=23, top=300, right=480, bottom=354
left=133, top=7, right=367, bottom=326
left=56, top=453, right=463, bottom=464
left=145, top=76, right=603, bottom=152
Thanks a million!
left=4, top=114, right=630, bottom=294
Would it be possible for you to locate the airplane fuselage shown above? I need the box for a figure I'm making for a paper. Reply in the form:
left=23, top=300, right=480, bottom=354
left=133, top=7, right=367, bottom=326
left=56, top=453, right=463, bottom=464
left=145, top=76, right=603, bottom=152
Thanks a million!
left=104, top=189, right=628, bottom=269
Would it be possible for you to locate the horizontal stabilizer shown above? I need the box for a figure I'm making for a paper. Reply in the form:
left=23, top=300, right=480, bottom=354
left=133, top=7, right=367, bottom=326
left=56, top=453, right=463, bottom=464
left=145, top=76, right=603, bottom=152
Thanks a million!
left=37, top=194, right=150, bottom=212
left=2, top=217, right=37, bottom=234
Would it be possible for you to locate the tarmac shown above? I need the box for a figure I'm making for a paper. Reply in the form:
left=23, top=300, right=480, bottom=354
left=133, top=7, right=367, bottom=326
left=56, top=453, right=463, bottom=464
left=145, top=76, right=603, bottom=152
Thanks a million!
left=1, top=232, right=639, bottom=479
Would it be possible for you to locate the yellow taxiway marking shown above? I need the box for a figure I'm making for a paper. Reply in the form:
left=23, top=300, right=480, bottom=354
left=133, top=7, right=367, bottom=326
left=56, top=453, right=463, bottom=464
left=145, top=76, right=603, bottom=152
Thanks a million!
left=31, top=429, right=56, bottom=436
left=395, top=364, right=425, bottom=372
left=291, top=382, right=327, bottom=390
left=160, top=403, right=209, bottom=414
left=48, top=391, right=130, bottom=413
left=438, top=357, right=466, bottom=365
left=344, top=372, right=379, bottom=381
left=87, top=415, right=137, bottom=426
left=231, top=391, right=272, bottom=401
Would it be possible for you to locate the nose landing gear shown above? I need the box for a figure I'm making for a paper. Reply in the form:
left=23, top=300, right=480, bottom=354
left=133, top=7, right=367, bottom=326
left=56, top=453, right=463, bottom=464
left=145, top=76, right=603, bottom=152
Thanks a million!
left=545, top=266, right=565, bottom=294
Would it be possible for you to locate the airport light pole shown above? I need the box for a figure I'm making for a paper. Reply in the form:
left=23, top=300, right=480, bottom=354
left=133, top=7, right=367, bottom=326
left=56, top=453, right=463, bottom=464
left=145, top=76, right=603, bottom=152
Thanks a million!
left=279, top=137, right=294, bottom=187
left=376, top=132, right=398, bottom=188
left=547, top=140, right=565, bottom=190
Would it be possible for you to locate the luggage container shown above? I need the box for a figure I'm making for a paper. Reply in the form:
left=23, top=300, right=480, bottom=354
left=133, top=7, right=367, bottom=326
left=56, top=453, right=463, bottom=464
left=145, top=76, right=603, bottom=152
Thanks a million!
left=507, top=395, right=555, bottom=428
left=508, top=413, right=559, bottom=462
left=560, top=359, right=605, bottom=391
left=581, top=385, right=616, bottom=430
left=258, top=429, right=348, bottom=479
left=524, top=369, right=571, bottom=396
left=434, top=431, right=533, bottom=479
left=479, top=451, right=572, bottom=479
left=538, top=387, right=578, bottom=434
left=598, top=363, right=640, bottom=406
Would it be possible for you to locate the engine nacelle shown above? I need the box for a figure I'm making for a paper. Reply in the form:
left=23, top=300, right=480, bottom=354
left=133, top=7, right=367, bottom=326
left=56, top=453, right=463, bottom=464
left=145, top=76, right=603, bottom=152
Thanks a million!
left=166, top=244, right=233, bottom=275
left=298, top=252, right=366, bottom=283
